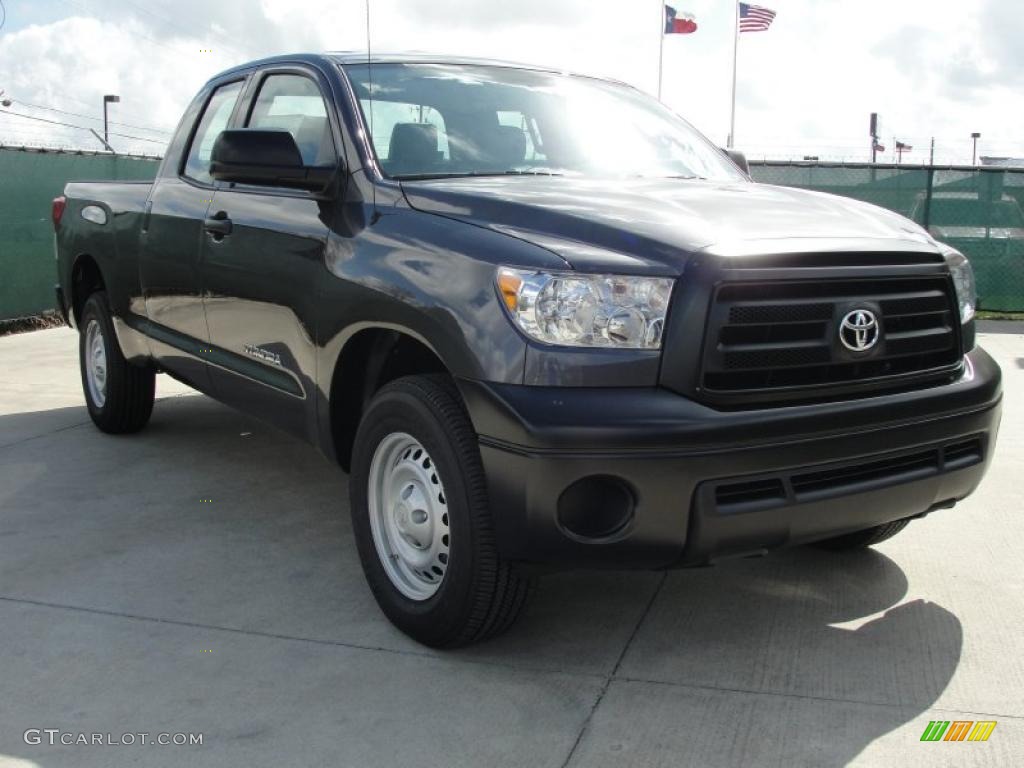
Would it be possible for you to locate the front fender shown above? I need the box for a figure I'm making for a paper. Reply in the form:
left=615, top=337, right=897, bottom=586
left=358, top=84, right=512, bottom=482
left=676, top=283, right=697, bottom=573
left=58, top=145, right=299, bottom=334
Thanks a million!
left=313, top=205, right=566, bottom=461
left=317, top=206, right=565, bottom=388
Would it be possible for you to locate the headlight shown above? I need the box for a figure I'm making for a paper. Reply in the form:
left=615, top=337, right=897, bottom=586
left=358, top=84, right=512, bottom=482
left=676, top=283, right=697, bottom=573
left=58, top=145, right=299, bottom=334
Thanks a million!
left=496, top=267, right=674, bottom=349
left=943, top=251, right=976, bottom=324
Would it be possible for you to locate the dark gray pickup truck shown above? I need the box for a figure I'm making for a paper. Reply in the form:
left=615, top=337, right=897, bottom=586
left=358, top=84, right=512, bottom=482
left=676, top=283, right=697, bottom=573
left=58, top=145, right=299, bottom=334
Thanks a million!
left=54, top=53, right=1001, bottom=647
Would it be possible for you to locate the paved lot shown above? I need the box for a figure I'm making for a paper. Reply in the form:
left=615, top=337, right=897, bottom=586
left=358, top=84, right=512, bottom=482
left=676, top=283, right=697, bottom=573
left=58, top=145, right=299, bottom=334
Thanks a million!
left=0, top=324, right=1021, bottom=767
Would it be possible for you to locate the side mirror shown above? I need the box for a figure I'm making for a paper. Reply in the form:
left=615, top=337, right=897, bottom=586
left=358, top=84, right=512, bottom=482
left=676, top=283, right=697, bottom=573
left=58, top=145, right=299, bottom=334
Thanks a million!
left=210, top=129, right=336, bottom=193
left=724, top=148, right=751, bottom=176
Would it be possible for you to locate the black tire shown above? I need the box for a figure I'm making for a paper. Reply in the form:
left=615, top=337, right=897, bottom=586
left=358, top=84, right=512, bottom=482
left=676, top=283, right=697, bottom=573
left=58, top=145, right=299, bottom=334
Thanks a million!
left=79, top=291, right=155, bottom=434
left=812, top=519, right=912, bottom=551
left=350, top=374, right=532, bottom=648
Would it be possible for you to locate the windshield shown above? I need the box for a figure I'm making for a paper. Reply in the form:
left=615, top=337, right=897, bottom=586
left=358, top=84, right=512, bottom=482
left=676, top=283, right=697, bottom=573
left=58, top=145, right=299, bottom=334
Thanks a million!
left=343, top=63, right=745, bottom=182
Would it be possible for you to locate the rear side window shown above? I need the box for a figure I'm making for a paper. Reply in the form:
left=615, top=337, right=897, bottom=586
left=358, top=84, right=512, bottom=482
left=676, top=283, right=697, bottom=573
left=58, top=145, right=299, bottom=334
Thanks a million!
left=183, top=81, right=243, bottom=184
left=496, top=110, right=545, bottom=164
left=359, top=100, right=450, bottom=164
left=247, top=74, right=337, bottom=167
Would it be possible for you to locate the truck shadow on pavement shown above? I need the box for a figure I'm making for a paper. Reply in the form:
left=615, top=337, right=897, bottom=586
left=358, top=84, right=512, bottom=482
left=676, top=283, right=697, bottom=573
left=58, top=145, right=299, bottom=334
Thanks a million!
left=483, top=539, right=963, bottom=766
left=0, top=394, right=963, bottom=766
left=570, top=547, right=963, bottom=766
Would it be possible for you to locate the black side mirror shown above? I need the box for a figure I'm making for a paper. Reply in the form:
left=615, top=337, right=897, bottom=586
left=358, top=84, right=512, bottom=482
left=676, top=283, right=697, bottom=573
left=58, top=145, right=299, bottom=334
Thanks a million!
left=724, top=148, right=751, bottom=176
left=210, top=129, right=336, bottom=193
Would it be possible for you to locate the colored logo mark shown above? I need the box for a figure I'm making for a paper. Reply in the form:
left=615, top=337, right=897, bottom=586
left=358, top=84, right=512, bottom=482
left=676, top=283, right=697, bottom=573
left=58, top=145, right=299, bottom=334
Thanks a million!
left=920, top=720, right=997, bottom=742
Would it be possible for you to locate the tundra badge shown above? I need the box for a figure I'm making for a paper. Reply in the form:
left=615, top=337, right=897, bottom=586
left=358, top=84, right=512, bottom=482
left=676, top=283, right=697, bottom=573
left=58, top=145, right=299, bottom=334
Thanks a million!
left=243, top=344, right=282, bottom=366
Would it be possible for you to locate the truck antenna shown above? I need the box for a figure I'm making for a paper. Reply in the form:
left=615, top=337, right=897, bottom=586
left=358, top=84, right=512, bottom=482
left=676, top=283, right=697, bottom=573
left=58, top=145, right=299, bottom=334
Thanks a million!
left=365, top=0, right=376, bottom=211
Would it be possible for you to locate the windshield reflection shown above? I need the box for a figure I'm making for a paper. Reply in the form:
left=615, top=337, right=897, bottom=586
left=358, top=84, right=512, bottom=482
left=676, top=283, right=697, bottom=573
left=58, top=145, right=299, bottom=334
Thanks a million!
left=343, top=63, right=745, bottom=183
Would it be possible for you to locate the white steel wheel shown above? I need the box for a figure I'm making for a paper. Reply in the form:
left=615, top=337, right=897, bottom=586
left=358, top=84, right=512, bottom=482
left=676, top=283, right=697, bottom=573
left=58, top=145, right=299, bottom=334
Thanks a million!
left=367, top=432, right=451, bottom=600
left=84, top=318, right=108, bottom=408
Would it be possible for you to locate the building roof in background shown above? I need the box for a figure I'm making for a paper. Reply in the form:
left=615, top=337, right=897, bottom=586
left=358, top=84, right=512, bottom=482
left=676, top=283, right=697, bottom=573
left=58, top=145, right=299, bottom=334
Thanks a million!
left=981, top=156, right=1024, bottom=168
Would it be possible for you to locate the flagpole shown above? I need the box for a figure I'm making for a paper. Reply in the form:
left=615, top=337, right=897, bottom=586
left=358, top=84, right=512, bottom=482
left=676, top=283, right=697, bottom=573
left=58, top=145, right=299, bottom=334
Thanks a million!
left=657, top=1, right=665, bottom=100
left=728, top=1, right=739, bottom=147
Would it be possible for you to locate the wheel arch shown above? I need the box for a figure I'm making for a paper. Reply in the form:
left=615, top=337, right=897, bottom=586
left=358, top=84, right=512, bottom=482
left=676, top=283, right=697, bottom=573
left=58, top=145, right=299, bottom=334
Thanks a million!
left=325, top=324, right=452, bottom=471
left=70, top=253, right=106, bottom=326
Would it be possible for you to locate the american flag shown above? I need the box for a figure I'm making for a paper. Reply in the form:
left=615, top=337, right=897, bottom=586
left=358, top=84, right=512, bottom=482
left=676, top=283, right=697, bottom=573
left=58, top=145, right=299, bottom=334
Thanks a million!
left=739, top=3, right=776, bottom=32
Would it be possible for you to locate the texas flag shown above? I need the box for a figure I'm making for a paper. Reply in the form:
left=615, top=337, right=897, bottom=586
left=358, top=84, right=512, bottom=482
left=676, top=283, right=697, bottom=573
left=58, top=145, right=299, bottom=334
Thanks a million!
left=665, top=5, right=698, bottom=34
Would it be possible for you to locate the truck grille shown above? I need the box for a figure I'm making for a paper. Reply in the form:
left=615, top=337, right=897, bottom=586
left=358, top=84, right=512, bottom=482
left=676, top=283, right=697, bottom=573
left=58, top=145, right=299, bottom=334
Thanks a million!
left=700, top=275, right=962, bottom=401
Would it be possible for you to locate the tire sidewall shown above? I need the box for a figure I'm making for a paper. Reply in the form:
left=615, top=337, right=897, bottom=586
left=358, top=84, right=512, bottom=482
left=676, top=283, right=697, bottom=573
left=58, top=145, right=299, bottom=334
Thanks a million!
left=79, top=293, right=117, bottom=421
left=350, top=383, right=481, bottom=645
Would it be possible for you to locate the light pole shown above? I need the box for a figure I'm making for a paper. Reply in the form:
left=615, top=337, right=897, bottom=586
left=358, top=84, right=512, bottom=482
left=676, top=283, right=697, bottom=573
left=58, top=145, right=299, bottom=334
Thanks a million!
left=869, top=112, right=879, bottom=163
left=971, top=132, right=981, bottom=166
left=103, top=94, right=120, bottom=146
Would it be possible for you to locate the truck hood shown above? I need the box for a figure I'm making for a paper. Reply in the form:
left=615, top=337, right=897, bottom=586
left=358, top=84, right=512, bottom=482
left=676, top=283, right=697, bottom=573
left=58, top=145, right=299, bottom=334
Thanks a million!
left=401, top=176, right=939, bottom=274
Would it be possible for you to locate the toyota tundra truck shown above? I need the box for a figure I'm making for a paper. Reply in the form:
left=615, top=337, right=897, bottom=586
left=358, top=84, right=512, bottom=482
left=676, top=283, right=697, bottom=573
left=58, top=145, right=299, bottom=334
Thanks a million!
left=53, top=53, right=1002, bottom=647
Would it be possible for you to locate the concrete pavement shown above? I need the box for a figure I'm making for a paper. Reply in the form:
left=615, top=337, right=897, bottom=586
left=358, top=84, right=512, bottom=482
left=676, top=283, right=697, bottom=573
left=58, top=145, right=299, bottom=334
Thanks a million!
left=0, top=325, right=1021, bottom=767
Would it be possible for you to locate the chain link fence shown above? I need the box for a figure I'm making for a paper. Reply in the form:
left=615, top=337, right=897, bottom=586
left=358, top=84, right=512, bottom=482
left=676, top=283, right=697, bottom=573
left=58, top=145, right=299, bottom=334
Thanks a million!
left=1, top=149, right=1021, bottom=320
left=750, top=161, right=1024, bottom=312
left=0, top=146, right=159, bottom=321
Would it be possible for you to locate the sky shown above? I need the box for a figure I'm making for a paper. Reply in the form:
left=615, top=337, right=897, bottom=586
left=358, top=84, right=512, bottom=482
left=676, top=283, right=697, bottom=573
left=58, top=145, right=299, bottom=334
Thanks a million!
left=0, top=0, right=1021, bottom=164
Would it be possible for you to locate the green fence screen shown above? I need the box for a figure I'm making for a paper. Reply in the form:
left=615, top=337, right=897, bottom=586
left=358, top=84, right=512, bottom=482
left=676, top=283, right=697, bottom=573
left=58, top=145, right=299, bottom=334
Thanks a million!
left=750, top=161, right=1024, bottom=312
left=0, top=147, right=159, bottom=320
left=1, top=150, right=1021, bottom=319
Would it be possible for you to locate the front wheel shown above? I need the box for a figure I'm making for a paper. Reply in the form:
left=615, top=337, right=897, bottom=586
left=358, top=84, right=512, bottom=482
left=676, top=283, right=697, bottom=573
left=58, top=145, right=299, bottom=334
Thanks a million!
left=350, top=375, right=532, bottom=648
left=79, top=291, right=155, bottom=433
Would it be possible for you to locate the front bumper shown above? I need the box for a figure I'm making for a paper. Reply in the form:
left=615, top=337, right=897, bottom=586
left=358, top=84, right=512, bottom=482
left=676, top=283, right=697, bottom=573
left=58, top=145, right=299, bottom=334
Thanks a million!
left=459, top=347, right=1002, bottom=569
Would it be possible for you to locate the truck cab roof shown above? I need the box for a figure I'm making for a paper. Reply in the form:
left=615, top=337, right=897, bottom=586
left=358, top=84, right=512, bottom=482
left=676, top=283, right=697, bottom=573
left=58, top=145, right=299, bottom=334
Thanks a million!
left=209, top=52, right=627, bottom=88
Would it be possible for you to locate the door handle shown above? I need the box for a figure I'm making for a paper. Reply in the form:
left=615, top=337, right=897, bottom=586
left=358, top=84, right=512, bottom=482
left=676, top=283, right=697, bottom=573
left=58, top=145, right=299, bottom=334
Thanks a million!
left=204, top=211, right=232, bottom=238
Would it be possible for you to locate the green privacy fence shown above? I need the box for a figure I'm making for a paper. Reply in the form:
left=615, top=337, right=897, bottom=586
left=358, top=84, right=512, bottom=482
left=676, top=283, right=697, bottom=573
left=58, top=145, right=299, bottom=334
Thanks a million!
left=0, top=146, right=159, bottom=320
left=750, top=161, right=1024, bottom=312
left=1, top=149, right=1021, bottom=320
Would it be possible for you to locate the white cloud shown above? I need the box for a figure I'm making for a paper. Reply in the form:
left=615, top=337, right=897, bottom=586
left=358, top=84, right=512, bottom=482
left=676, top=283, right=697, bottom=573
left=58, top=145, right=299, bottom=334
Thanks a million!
left=0, top=0, right=1020, bottom=163
left=0, top=15, right=238, bottom=152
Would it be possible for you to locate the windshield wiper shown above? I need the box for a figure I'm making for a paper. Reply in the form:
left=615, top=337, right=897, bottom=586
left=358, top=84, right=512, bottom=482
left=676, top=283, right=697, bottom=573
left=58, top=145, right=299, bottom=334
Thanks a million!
left=394, top=170, right=566, bottom=181
left=642, top=174, right=706, bottom=180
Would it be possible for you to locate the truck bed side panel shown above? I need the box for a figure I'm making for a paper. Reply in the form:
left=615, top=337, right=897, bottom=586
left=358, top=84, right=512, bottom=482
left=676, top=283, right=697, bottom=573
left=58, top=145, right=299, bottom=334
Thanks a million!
left=57, top=180, right=151, bottom=325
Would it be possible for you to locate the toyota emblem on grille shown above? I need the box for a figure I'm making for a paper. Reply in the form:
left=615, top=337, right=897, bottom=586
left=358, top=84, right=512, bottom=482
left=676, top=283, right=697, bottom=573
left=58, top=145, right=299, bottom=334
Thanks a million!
left=839, top=309, right=880, bottom=352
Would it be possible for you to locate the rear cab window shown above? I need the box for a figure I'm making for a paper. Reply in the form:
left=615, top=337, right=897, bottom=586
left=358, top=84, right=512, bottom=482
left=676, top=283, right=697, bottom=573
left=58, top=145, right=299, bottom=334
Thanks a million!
left=361, top=100, right=450, bottom=167
left=496, top=110, right=545, bottom=164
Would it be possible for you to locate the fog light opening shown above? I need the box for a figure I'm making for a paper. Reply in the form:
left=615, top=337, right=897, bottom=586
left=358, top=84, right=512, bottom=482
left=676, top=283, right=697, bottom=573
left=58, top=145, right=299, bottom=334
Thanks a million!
left=556, top=475, right=635, bottom=542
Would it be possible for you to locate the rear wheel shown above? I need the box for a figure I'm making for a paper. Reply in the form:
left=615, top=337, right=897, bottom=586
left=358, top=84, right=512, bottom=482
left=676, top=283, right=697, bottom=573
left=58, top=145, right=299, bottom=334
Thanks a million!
left=79, top=291, right=155, bottom=433
left=350, top=374, right=532, bottom=647
left=813, top=519, right=912, bottom=551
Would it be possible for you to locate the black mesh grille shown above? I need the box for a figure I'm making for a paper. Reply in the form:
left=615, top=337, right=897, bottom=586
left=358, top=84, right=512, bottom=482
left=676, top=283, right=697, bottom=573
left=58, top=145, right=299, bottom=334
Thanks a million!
left=729, top=303, right=833, bottom=324
left=700, top=275, right=962, bottom=401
